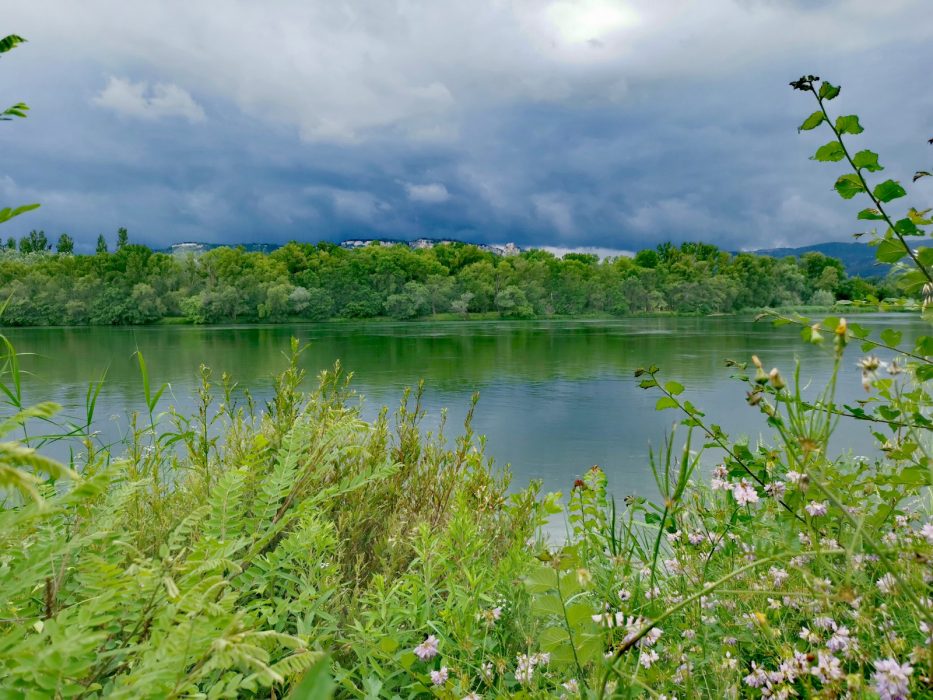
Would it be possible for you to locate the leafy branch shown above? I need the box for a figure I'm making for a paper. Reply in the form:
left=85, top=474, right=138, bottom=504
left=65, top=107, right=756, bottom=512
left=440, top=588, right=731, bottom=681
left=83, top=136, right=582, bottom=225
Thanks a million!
left=792, top=75, right=932, bottom=287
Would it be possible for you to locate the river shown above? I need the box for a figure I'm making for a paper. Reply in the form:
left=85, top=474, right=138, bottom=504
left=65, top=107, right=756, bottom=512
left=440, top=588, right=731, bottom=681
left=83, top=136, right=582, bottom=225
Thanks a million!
left=2, top=314, right=925, bottom=499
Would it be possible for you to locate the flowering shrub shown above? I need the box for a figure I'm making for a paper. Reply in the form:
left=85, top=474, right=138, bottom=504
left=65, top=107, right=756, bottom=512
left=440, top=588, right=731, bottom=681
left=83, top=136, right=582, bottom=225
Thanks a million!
left=1, top=78, right=932, bottom=698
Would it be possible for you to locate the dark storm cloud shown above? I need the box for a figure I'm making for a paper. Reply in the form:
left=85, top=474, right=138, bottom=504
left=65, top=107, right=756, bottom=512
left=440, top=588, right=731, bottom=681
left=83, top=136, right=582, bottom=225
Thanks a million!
left=1, top=0, right=931, bottom=253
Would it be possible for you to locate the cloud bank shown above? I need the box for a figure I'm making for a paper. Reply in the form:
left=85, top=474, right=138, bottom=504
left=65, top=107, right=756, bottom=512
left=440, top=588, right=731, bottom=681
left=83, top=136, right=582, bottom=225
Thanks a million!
left=2, top=0, right=932, bottom=252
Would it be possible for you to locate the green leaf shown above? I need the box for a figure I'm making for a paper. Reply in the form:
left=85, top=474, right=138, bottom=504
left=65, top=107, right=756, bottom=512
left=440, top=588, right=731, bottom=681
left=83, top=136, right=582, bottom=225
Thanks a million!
left=655, top=397, right=679, bottom=411
left=879, top=329, right=902, bottom=347
left=524, top=565, right=559, bottom=593
left=531, top=592, right=565, bottom=617
left=565, top=601, right=597, bottom=628
left=894, top=218, right=920, bottom=236
left=875, top=239, right=907, bottom=263
left=0, top=203, right=40, bottom=225
left=857, top=208, right=885, bottom=221
left=835, top=115, right=864, bottom=135
left=798, top=111, right=825, bottom=132
left=834, top=174, right=865, bottom=200
left=0, top=35, right=26, bottom=55
left=818, top=82, right=841, bottom=100
left=916, top=336, right=933, bottom=356
left=873, top=180, right=907, bottom=203
left=812, top=141, right=845, bottom=162
left=852, top=150, right=883, bottom=172
left=918, top=248, right=933, bottom=269
left=665, top=381, right=685, bottom=396
left=288, top=655, right=334, bottom=700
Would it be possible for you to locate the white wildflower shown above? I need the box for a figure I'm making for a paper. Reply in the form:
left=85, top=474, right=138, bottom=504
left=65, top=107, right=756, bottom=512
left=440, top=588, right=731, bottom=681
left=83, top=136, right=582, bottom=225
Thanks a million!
left=872, top=658, right=913, bottom=700
left=827, top=626, right=851, bottom=653
left=805, top=501, right=828, bottom=517
left=639, top=649, right=659, bottom=669
left=765, top=480, right=786, bottom=498
left=810, top=651, right=843, bottom=683
left=732, top=479, right=760, bottom=506
left=414, top=635, right=439, bottom=660
left=877, top=573, right=897, bottom=594
left=744, top=662, right=769, bottom=688
left=430, top=667, right=449, bottom=686
left=770, top=567, right=790, bottom=588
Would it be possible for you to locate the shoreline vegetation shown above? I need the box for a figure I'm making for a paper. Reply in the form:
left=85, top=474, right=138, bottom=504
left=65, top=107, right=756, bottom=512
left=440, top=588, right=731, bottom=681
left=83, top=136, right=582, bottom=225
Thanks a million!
left=0, top=236, right=906, bottom=328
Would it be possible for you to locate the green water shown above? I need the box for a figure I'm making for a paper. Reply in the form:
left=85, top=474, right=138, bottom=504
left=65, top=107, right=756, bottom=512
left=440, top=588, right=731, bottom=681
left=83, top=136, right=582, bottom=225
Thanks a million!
left=3, top=314, right=925, bottom=497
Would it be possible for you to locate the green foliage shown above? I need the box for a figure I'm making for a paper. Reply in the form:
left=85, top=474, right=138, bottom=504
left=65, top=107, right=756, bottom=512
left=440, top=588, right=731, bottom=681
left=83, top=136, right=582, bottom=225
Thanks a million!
left=55, top=233, right=74, bottom=254
left=0, top=339, right=540, bottom=697
left=0, top=238, right=888, bottom=326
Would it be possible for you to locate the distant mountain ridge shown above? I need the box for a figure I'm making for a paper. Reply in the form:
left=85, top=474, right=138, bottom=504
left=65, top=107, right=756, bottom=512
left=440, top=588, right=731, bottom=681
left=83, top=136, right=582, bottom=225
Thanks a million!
left=749, top=241, right=886, bottom=278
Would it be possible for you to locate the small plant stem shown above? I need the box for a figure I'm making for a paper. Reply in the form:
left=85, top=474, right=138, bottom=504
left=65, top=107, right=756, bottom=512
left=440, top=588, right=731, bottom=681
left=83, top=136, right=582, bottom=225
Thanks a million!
left=651, top=376, right=806, bottom=524
left=555, top=569, right=585, bottom=680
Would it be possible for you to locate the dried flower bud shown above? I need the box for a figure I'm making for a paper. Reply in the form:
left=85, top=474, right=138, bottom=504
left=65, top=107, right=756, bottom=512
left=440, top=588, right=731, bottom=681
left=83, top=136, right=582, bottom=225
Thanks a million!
left=769, top=368, right=785, bottom=390
left=751, top=355, right=763, bottom=369
left=836, top=318, right=847, bottom=335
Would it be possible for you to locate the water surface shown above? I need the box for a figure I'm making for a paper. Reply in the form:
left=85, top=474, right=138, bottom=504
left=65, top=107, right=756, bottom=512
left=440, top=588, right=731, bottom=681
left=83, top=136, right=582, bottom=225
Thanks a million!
left=3, top=315, right=924, bottom=498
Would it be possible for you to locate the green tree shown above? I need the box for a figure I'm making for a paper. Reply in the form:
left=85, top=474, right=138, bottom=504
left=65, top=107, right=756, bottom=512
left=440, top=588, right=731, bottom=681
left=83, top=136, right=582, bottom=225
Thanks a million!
left=96, top=234, right=108, bottom=254
left=18, top=230, right=48, bottom=254
left=495, top=285, right=534, bottom=318
left=116, top=227, right=129, bottom=250
left=303, top=288, right=335, bottom=320
left=55, top=233, right=74, bottom=254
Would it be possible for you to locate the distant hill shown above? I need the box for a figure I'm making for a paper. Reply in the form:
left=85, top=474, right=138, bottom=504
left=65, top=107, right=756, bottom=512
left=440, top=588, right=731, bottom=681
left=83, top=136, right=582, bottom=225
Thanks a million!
left=160, top=242, right=281, bottom=256
left=751, top=241, right=887, bottom=278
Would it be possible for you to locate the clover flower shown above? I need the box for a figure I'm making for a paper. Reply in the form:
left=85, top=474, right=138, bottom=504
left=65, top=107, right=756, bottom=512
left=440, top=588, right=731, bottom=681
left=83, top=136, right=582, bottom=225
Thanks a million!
left=805, top=501, right=828, bottom=517
left=827, top=626, right=851, bottom=653
left=872, top=658, right=913, bottom=700
left=877, top=573, right=897, bottom=594
left=430, top=667, right=449, bottom=686
left=920, top=523, right=933, bottom=545
left=765, top=480, right=786, bottom=498
left=769, top=566, right=789, bottom=588
left=414, top=634, right=439, bottom=660
left=744, top=662, right=769, bottom=688
left=810, top=651, right=843, bottom=683
left=731, top=479, right=759, bottom=506
left=639, top=648, right=659, bottom=669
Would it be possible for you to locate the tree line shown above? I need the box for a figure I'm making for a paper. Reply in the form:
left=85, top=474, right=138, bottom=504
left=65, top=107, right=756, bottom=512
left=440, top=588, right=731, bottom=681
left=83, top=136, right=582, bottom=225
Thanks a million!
left=0, top=231, right=899, bottom=326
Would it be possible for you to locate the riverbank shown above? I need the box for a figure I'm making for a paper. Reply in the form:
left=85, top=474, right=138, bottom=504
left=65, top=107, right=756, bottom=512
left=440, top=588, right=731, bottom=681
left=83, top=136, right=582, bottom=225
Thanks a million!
left=2, top=324, right=930, bottom=697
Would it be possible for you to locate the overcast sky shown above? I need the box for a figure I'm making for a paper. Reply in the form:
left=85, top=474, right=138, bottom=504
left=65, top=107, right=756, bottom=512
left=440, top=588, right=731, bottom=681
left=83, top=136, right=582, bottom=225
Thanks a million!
left=2, top=0, right=932, bottom=253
